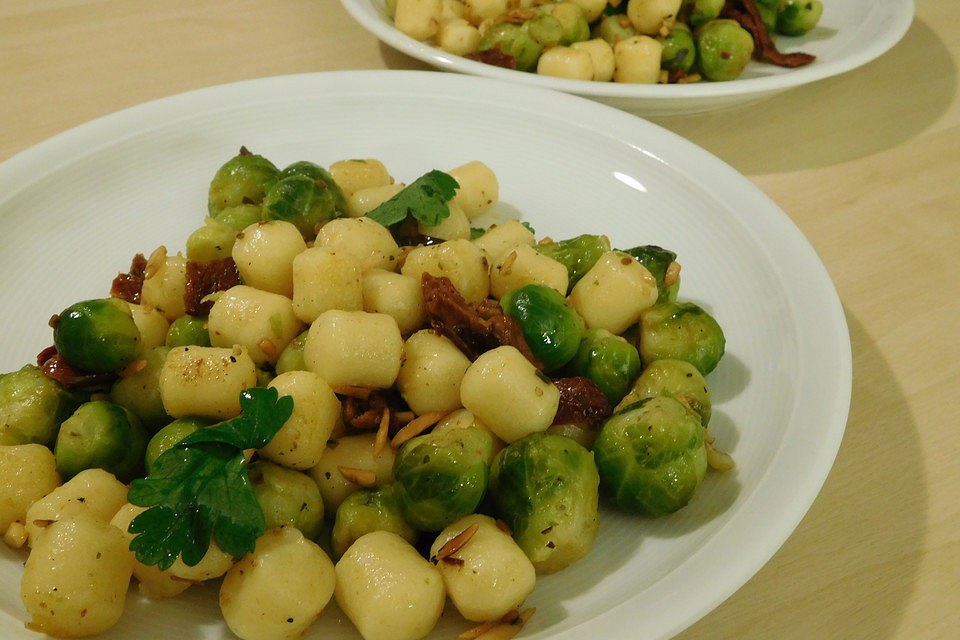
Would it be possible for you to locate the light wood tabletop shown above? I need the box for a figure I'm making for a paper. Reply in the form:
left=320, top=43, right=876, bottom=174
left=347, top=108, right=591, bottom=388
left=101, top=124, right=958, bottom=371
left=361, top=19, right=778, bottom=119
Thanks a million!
left=1, top=1, right=957, bottom=639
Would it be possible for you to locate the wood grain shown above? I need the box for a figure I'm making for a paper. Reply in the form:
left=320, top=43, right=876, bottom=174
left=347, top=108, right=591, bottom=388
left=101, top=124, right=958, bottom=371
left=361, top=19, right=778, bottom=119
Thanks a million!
left=1, top=0, right=957, bottom=638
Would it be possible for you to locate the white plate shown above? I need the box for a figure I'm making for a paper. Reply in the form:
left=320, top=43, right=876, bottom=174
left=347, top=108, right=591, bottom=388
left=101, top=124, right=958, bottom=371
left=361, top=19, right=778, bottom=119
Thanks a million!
left=341, top=0, right=913, bottom=115
left=0, top=71, right=850, bottom=639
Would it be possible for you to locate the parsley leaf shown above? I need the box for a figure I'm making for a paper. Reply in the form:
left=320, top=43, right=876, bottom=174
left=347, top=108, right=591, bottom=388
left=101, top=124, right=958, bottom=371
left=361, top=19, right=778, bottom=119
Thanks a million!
left=366, top=170, right=459, bottom=228
left=470, top=227, right=487, bottom=240
left=520, top=221, right=536, bottom=235
left=127, top=387, right=293, bottom=570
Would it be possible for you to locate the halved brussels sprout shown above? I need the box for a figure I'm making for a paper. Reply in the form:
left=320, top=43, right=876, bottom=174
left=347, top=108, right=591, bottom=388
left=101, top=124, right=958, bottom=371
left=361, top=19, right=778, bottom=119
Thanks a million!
left=249, top=460, right=324, bottom=540
left=54, top=400, right=148, bottom=482
left=659, top=23, right=696, bottom=73
left=394, top=426, right=493, bottom=531
left=262, top=174, right=343, bottom=239
left=489, top=433, right=599, bottom=574
left=208, top=150, right=280, bottom=215
left=165, top=315, right=211, bottom=348
left=619, top=358, right=711, bottom=425
left=622, top=244, right=678, bottom=303
left=0, top=365, right=81, bottom=446
left=594, top=396, right=707, bottom=516
left=280, top=160, right=348, bottom=215
left=331, top=483, right=417, bottom=559
left=213, top=203, right=263, bottom=232
left=566, top=328, right=642, bottom=405
left=500, top=284, right=585, bottom=372
left=682, top=0, right=725, bottom=29
left=110, top=346, right=172, bottom=433
left=144, top=416, right=210, bottom=474
left=695, top=19, right=755, bottom=82
left=638, top=300, right=725, bottom=375
left=776, top=0, right=823, bottom=36
left=53, top=298, right=142, bottom=373
left=535, top=234, right=611, bottom=290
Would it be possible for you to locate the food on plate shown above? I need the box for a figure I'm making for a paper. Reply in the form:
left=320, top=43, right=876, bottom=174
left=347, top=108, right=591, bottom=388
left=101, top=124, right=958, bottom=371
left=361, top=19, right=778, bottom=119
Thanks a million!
left=0, top=148, right=733, bottom=639
left=385, top=0, right=822, bottom=83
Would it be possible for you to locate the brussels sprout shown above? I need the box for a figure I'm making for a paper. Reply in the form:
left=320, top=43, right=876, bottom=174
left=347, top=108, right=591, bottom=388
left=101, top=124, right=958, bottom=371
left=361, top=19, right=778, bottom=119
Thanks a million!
left=261, top=174, right=343, bottom=239
left=0, top=365, right=81, bottom=446
left=53, top=298, right=141, bottom=373
left=566, top=328, right=642, bottom=405
left=638, top=301, right=725, bottom=375
left=394, top=426, right=493, bottom=531
left=275, top=328, right=309, bottom=375
left=682, top=0, right=725, bottom=29
left=776, top=0, right=823, bottom=36
left=478, top=16, right=561, bottom=72
left=249, top=461, right=324, bottom=540
left=659, top=23, right=696, bottom=73
left=144, top=416, right=210, bottom=474
left=593, top=396, right=707, bottom=516
left=255, top=367, right=274, bottom=388
left=186, top=217, right=237, bottom=262
left=54, top=400, right=148, bottom=482
left=500, top=285, right=585, bottom=372
left=537, top=2, right=590, bottom=46
left=622, top=244, right=679, bottom=303
left=489, top=433, right=599, bottom=574
left=165, top=315, right=211, bottom=348
left=109, top=346, right=171, bottom=432
left=214, top=203, right=263, bottom=232
left=280, top=161, right=348, bottom=215
left=535, top=234, right=610, bottom=290
left=695, top=19, right=755, bottom=82
left=754, top=0, right=779, bottom=30
left=208, top=150, right=280, bottom=216
left=618, top=359, right=712, bottom=425
left=332, top=483, right=418, bottom=558
left=592, top=13, right=638, bottom=46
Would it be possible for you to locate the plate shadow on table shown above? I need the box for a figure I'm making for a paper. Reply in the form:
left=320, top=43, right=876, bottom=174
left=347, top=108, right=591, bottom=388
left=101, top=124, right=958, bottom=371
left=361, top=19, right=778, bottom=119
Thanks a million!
left=651, top=18, right=955, bottom=175
left=674, top=311, right=926, bottom=639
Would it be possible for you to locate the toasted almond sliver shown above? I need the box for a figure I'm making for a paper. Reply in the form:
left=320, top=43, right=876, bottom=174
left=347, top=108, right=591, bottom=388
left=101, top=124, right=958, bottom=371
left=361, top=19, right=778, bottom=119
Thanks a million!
left=374, top=407, right=391, bottom=457
left=120, top=359, right=148, bottom=377
left=474, top=609, right=536, bottom=640
left=338, top=466, right=376, bottom=487
left=3, top=522, right=28, bottom=549
left=664, top=261, right=681, bottom=287
left=390, top=411, right=449, bottom=449
left=395, top=410, right=416, bottom=425
left=258, top=338, right=277, bottom=360
left=495, top=519, right=512, bottom=535
left=333, top=385, right=373, bottom=399
left=144, top=246, right=167, bottom=279
left=460, top=621, right=498, bottom=639
left=706, top=440, right=736, bottom=472
left=498, top=250, right=518, bottom=276
left=437, top=523, right=480, bottom=561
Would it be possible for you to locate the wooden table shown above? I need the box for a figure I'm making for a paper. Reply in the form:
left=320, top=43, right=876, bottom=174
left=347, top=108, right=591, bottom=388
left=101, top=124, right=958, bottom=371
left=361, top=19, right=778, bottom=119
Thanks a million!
left=1, top=1, right=957, bottom=638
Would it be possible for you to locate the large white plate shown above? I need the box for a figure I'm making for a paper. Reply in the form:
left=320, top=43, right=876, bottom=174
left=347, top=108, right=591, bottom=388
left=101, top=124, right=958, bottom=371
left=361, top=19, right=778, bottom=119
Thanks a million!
left=341, top=0, right=913, bottom=115
left=0, top=71, right=850, bottom=639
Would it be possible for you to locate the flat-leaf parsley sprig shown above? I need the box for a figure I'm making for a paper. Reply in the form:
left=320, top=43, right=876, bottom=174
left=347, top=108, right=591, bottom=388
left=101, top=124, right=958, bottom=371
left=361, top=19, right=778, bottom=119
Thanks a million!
left=365, top=170, right=459, bottom=228
left=127, top=387, right=294, bottom=570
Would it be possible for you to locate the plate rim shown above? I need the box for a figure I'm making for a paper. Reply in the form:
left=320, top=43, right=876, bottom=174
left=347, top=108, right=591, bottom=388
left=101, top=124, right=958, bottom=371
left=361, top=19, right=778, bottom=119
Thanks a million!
left=339, top=0, right=914, bottom=102
left=0, top=70, right=852, bottom=640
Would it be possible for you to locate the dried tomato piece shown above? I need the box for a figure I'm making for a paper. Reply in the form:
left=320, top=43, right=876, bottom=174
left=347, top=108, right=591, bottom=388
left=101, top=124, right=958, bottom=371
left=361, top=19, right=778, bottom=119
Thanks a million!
left=551, top=377, right=613, bottom=428
left=184, top=257, right=242, bottom=316
left=110, top=253, right=148, bottom=304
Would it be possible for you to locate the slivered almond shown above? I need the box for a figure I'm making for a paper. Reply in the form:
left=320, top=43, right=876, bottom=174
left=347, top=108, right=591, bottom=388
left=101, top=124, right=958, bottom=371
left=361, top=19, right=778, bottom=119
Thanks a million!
left=495, top=519, right=512, bottom=535
left=258, top=338, right=277, bottom=360
left=3, top=522, right=27, bottom=549
left=395, top=410, right=416, bottom=425
left=472, top=609, right=535, bottom=640
left=538, top=237, right=553, bottom=245
left=120, top=359, right=147, bottom=377
left=498, top=250, right=518, bottom=276
left=144, top=246, right=167, bottom=279
left=390, top=411, right=449, bottom=449
left=338, top=466, right=376, bottom=487
left=460, top=621, right=498, bottom=639
left=374, top=407, right=391, bottom=457
left=436, top=523, right=479, bottom=561
left=664, top=261, right=681, bottom=286
left=333, top=385, right=372, bottom=399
